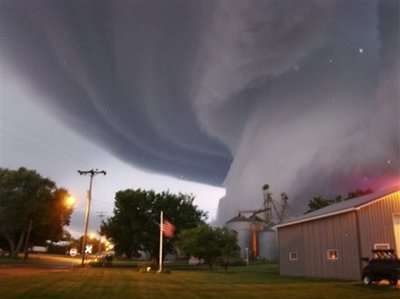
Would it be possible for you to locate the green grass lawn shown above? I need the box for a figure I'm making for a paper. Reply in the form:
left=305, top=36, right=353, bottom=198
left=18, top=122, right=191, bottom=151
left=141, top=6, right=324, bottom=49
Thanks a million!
left=1, top=256, right=398, bottom=299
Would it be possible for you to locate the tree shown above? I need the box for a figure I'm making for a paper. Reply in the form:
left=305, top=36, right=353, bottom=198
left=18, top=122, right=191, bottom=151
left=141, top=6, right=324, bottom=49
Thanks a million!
left=100, top=189, right=206, bottom=260
left=306, top=188, right=374, bottom=213
left=178, top=225, right=240, bottom=271
left=347, top=188, right=373, bottom=199
left=306, top=195, right=342, bottom=213
left=214, top=227, right=241, bottom=271
left=0, top=167, right=74, bottom=257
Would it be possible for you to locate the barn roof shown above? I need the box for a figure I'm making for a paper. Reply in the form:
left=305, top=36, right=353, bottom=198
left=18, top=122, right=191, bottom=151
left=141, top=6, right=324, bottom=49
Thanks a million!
left=275, top=185, right=400, bottom=229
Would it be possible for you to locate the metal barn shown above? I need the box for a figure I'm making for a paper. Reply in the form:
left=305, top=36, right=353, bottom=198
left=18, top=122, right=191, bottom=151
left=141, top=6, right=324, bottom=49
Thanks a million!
left=275, top=186, right=400, bottom=281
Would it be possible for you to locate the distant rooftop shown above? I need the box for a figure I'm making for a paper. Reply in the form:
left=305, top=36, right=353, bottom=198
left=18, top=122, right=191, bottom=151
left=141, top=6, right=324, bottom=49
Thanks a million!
left=226, top=213, right=266, bottom=224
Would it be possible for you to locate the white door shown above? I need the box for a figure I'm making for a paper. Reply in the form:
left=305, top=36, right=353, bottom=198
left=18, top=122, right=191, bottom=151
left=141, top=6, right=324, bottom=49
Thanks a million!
left=394, top=215, right=400, bottom=254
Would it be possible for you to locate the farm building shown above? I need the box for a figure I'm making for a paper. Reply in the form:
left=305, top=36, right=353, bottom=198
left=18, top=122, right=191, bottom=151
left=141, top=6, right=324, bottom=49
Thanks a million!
left=225, top=214, right=277, bottom=261
left=225, top=214, right=253, bottom=259
left=224, top=185, right=289, bottom=261
left=275, top=186, right=400, bottom=281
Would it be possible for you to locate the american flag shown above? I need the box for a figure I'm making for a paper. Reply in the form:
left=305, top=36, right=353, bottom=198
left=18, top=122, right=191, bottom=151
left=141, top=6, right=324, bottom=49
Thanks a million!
left=162, top=220, right=175, bottom=238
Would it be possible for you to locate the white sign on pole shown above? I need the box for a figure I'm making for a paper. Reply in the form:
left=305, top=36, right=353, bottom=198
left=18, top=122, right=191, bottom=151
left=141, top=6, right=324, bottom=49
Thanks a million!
left=85, top=244, right=93, bottom=254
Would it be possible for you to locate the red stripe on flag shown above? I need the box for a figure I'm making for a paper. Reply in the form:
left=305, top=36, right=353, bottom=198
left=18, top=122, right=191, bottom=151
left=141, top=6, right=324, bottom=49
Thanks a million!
left=162, top=220, right=175, bottom=238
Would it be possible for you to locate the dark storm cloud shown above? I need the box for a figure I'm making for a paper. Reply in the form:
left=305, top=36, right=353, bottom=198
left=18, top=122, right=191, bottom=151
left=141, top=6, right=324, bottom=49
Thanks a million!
left=2, top=1, right=231, bottom=185
left=216, top=0, right=399, bottom=223
left=2, top=1, right=399, bottom=222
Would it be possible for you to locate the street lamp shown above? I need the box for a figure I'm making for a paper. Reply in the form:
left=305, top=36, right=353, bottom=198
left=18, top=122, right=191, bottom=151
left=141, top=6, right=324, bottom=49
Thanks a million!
left=98, top=236, right=105, bottom=255
left=23, top=194, right=76, bottom=262
left=65, top=195, right=77, bottom=208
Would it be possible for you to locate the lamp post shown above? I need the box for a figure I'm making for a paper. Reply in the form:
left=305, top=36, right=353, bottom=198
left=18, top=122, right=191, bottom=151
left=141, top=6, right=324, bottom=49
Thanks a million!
left=78, top=169, right=106, bottom=267
left=23, top=194, right=76, bottom=262
left=98, top=236, right=103, bottom=255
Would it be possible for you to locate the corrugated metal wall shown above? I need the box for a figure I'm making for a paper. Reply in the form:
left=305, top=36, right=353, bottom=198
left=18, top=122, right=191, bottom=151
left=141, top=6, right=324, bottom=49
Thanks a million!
left=225, top=220, right=252, bottom=259
left=258, top=230, right=278, bottom=260
left=278, top=223, right=306, bottom=276
left=279, top=213, right=360, bottom=280
left=358, top=191, right=400, bottom=258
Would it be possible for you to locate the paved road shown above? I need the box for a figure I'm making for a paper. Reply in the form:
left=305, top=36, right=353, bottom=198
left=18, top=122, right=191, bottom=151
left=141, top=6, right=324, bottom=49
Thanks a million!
left=0, top=253, right=94, bottom=276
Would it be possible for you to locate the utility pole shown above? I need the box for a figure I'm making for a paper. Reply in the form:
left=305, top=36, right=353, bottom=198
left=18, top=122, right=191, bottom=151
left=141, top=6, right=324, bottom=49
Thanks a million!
left=97, top=212, right=107, bottom=254
left=78, top=169, right=106, bottom=267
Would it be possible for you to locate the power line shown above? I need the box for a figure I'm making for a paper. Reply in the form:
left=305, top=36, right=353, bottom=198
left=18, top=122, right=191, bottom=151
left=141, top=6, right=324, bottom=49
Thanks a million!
left=2, top=130, right=82, bottom=168
left=3, top=116, right=91, bottom=168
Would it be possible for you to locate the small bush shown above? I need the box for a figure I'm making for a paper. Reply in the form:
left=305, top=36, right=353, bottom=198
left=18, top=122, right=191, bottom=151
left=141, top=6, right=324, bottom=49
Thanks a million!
left=90, top=253, right=114, bottom=267
left=138, top=260, right=158, bottom=272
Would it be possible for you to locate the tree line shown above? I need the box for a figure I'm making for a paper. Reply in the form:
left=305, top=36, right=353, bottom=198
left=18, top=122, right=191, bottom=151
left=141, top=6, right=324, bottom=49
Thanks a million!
left=306, top=188, right=374, bottom=213
left=0, top=167, right=240, bottom=270
left=0, top=167, right=73, bottom=258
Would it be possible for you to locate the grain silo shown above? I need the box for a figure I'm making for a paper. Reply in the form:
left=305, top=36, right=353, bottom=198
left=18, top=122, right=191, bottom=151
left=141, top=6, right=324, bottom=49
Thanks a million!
left=225, top=184, right=291, bottom=261
left=258, top=226, right=278, bottom=261
left=225, top=214, right=252, bottom=259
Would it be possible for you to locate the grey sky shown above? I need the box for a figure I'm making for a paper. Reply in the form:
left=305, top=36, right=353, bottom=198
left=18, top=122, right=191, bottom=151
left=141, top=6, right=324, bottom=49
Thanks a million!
left=1, top=1, right=399, bottom=228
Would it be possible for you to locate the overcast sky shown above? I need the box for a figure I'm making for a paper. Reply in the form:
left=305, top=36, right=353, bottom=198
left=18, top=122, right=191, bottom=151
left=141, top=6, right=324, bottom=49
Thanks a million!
left=1, top=0, right=399, bottom=233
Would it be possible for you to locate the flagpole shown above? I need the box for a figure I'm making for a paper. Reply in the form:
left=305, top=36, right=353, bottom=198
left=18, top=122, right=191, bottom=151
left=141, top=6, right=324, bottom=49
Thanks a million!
left=158, top=211, right=163, bottom=273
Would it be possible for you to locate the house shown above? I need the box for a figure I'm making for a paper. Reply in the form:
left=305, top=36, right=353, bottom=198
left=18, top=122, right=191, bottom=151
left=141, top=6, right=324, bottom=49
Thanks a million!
left=275, top=186, right=400, bottom=281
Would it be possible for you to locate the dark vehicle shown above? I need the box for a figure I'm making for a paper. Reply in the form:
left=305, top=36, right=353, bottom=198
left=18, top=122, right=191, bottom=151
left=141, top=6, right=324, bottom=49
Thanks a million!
left=361, top=249, right=400, bottom=286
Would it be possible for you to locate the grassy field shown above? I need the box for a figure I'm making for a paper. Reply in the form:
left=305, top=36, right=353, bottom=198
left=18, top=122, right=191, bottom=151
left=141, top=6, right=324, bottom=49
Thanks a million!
left=1, top=255, right=398, bottom=299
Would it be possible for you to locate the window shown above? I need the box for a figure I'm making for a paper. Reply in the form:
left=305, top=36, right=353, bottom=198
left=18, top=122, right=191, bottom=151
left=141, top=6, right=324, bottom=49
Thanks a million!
left=327, top=249, right=338, bottom=260
left=289, top=251, right=298, bottom=261
left=373, top=243, right=390, bottom=250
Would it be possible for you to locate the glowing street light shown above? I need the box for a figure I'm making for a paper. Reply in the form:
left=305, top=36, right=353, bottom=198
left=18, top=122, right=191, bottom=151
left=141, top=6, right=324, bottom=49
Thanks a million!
left=24, top=194, right=76, bottom=262
left=65, top=195, right=77, bottom=208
